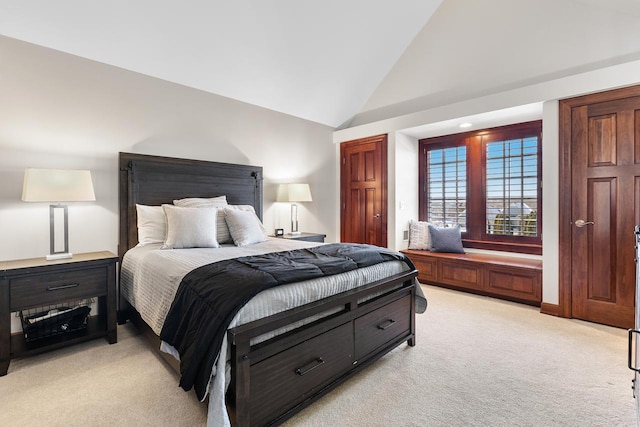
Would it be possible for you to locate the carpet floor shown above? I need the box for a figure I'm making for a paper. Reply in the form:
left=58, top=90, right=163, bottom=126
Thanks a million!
left=0, top=284, right=635, bottom=426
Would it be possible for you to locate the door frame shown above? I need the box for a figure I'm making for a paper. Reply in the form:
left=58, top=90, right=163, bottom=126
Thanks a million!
left=558, top=84, right=640, bottom=318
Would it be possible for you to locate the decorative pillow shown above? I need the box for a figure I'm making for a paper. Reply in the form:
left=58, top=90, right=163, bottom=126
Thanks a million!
left=136, top=204, right=166, bottom=246
left=218, top=205, right=261, bottom=244
left=172, top=195, right=228, bottom=208
left=161, top=204, right=219, bottom=249
left=173, top=196, right=231, bottom=242
left=408, top=220, right=432, bottom=250
left=223, top=208, right=267, bottom=247
left=428, top=225, right=465, bottom=253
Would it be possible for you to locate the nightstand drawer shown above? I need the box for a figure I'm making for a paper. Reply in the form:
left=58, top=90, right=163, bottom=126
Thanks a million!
left=10, top=268, right=107, bottom=310
left=275, top=232, right=326, bottom=243
left=295, top=234, right=325, bottom=242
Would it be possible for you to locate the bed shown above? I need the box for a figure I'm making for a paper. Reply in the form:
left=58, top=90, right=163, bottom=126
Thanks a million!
left=117, top=152, right=423, bottom=426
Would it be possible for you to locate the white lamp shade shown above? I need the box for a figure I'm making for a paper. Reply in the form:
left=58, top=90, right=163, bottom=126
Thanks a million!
left=22, top=168, right=96, bottom=202
left=276, top=183, right=312, bottom=202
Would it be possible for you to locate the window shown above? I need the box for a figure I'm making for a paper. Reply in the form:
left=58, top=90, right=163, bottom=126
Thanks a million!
left=426, top=145, right=467, bottom=230
left=486, top=137, right=538, bottom=237
left=419, top=121, right=542, bottom=255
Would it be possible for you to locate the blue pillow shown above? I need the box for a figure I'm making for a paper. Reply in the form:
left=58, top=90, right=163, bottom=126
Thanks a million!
left=428, top=225, right=464, bottom=253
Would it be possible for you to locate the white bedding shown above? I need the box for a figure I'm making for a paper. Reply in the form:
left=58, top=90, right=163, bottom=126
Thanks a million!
left=120, top=237, right=412, bottom=427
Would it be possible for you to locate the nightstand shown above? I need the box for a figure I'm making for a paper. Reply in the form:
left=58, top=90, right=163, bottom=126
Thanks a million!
left=276, top=232, right=326, bottom=243
left=0, top=251, right=118, bottom=375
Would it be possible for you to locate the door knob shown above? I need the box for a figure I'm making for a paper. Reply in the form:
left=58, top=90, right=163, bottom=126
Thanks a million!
left=574, top=219, right=594, bottom=227
left=374, top=214, right=381, bottom=218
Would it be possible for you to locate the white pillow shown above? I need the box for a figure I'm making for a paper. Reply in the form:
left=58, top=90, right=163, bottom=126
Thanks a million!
left=161, top=204, right=220, bottom=249
left=172, top=196, right=235, bottom=243
left=223, top=208, right=267, bottom=247
left=408, top=220, right=432, bottom=250
left=217, top=205, right=261, bottom=244
left=172, top=195, right=228, bottom=208
left=136, top=204, right=166, bottom=246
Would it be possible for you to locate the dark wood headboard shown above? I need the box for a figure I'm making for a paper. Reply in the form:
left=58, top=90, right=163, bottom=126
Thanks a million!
left=118, top=152, right=263, bottom=260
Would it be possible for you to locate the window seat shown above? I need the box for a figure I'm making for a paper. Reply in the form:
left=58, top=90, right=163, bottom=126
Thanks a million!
left=401, top=249, right=542, bottom=306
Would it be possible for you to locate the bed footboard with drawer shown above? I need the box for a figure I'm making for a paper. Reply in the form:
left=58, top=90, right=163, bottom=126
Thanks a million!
left=228, top=270, right=416, bottom=427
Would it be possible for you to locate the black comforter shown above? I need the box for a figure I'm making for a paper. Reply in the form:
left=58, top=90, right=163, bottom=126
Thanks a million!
left=159, top=243, right=415, bottom=399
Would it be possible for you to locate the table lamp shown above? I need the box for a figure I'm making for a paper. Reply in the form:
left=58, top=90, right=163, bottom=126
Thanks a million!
left=22, top=168, right=96, bottom=260
left=276, top=183, right=312, bottom=235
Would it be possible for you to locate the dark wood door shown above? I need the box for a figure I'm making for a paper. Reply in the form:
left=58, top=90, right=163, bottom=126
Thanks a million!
left=340, top=135, right=387, bottom=246
left=561, top=88, right=640, bottom=328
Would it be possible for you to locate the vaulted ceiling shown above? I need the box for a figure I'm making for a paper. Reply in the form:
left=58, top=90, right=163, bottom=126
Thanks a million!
left=0, top=1, right=442, bottom=128
left=1, top=0, right=640, bottom=130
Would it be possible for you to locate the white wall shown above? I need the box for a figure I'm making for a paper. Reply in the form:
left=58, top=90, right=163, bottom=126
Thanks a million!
left=541, top=100, right=560, bottom=305
left=0, top=36, right=337, bottom=263
left=390, top=132, right=419, bottom=251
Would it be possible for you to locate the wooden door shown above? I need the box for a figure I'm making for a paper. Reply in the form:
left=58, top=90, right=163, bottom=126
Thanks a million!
left=560, top=87, right=640, bottom=328
left=340, top=135, right=387, bottom=247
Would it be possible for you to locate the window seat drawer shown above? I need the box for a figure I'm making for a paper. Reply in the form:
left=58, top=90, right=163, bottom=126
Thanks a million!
left=402, top=249, right=542, bottom=305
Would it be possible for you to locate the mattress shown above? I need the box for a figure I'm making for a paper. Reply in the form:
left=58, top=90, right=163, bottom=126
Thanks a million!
left=121, top=238, right=412, bottom=337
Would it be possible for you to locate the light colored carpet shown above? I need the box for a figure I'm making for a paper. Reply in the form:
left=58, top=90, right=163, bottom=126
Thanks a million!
left=0, top=285, right=635, bottom=426
left=0, top=321, right=207, bottom=426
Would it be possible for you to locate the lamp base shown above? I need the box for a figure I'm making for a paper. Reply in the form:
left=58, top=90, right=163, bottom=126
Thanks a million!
left=288, top=231, right=302, bottom=235
left=46, top=252, right=73, bottom=261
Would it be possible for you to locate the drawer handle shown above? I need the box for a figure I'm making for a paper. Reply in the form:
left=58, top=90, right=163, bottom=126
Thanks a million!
left=377, top=319, right=396, bottom=330
left=295, top=357, right=325, bottom=376
left=47, top=283, right=80, bottom=291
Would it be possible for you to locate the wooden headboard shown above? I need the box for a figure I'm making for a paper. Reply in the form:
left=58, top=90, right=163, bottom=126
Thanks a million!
left=118, top=152, right=263, bottom=260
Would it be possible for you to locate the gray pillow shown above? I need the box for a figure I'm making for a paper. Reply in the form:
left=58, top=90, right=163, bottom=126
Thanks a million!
left=428, top=225, right=464, bottom=253
left=217, top=205, right=259, bottom=244
left=223, top=208, right=267, bottom=246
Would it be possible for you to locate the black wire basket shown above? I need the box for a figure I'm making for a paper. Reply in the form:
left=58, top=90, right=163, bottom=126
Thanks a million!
left=20, top=300, right=92, bottom=343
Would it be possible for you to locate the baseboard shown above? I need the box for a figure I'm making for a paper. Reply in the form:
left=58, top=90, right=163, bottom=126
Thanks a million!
left=540, top=302, right=559, bottom=316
